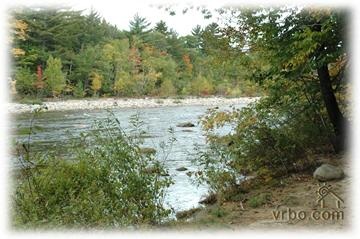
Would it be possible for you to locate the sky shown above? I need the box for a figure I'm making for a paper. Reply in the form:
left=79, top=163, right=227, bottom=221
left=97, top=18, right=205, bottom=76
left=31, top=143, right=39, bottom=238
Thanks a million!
left=7, top=0, right=228, bottom=36
left=70, top=2, right=217, bottom=36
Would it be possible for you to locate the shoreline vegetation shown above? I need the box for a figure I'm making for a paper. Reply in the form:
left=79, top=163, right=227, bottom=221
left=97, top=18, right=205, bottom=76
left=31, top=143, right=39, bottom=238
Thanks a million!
left=8, top=96, right=260, bottom=114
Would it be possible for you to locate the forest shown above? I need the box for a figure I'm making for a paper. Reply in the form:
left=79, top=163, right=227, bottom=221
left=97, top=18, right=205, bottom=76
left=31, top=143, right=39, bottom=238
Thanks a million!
left=11, top=7, right=259, bottom=98
left=10, top=6, right=350, bottom=229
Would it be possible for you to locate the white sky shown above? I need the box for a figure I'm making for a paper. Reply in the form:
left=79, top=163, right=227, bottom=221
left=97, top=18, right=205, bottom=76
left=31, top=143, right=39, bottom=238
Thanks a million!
left=5, top=0, right=356, bottom=36
left=7, top=0, right=229, bottom=36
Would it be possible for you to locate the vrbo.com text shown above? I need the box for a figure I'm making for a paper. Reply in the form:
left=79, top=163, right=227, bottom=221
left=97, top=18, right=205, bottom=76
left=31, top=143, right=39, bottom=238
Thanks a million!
left=272, top=207, right=344, bottom=221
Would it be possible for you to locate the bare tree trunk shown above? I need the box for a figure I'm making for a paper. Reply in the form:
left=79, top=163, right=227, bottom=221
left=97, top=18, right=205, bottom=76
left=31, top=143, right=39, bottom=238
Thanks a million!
left=317, top=64, right=346, bottom=152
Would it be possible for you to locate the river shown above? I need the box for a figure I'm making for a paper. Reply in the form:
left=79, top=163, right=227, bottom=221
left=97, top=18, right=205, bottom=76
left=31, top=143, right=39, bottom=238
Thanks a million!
left=11, top=103, right=247, bottom=213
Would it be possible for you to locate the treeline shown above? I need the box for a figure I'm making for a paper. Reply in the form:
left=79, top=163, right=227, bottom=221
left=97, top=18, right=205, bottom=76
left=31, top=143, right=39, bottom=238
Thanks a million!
left=11, top=8, right=259, bottom=98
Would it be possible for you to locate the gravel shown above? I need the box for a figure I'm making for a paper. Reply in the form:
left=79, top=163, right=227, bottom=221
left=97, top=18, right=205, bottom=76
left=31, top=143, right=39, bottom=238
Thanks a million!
left=8, top=97, right=260, bottom=114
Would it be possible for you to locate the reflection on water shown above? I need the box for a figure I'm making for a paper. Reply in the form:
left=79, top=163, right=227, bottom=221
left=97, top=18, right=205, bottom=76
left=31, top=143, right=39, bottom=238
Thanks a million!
left=11, top=104, right=246, bottom=212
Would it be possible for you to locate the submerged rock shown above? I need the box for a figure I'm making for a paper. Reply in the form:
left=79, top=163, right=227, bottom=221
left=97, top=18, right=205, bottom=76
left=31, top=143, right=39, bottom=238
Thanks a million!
left=313, top=163, right=344, bottom=181
left=182, top=129, right=194, bottom=132
left=176, top=122, right=195, bottom=127
left=176, top=166, right=188, bottom=171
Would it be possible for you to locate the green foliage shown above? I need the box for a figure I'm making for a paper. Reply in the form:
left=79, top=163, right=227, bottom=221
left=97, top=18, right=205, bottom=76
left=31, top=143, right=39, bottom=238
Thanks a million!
left=13, top=113, right=173, bottom=228
left=43, top=56, right=66, bottom=97
left=190, top=74, right=214, bottom=96
left=210, top=206, right=227, bottom=218
left=189, top=7, right=348, bottom=197
left=159, top=79, right=176, bottom=97
left=11, top=7, right=264, bottom=99
left=248, top=193, right=271, bottom=208
left=14, top=67, right=36, bottom=95
left=194, top=75, right=333, bottom=192
left=73, top=81, right=85, bottom=98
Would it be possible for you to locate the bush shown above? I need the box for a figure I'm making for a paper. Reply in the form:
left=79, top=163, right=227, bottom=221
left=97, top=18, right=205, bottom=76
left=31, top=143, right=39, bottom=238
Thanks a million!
left=12, top=113, right=173, bottom=229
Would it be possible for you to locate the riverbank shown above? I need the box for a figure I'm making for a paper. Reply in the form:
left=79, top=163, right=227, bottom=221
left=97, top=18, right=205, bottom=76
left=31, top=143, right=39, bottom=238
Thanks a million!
left=162, top=154, right=349, bottom=230
left=8, top=97, right=260, bottom=114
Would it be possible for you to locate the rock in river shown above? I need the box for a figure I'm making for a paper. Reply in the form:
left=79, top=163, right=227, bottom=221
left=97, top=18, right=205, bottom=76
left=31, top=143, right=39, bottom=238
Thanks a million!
left=176, top=122, right=195, bottom=127
left=313, top=163, right=344, bottom=181
left=176, top=166, right=188, bottom=171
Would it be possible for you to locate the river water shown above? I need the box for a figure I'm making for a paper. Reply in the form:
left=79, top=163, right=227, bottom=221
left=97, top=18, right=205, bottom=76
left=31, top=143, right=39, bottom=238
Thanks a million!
left=11, top=103, right=247, bottom=212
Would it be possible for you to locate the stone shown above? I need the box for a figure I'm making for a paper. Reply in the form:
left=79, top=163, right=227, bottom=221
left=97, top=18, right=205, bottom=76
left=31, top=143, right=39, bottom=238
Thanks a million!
left=313, top=163, right=344, bottom=181
left=176, top=166, right=188, bottom=171
left=176, top=122, right=195, bottom=127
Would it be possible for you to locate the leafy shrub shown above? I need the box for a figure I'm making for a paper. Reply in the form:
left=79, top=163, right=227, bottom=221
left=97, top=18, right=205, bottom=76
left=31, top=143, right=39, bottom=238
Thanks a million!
left=12, top=112, right=173, bottom=229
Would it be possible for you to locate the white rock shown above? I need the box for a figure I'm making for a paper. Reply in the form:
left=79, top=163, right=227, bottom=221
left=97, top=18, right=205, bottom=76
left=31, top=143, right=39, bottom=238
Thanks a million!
left=313, top=163, right=344, bottom=181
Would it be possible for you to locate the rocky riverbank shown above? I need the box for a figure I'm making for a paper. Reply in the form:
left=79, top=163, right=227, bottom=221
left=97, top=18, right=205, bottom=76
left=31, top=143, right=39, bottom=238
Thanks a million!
left=8, top=97, right=260, bottom=114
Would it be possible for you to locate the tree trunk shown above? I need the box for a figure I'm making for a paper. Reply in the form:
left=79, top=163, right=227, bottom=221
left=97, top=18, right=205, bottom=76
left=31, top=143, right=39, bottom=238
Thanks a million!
left=317, top=64, right=346, bottom=152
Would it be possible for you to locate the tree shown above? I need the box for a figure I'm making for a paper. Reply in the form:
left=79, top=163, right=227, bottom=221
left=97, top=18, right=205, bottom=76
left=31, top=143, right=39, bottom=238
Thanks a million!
left=129, top=14, right=151, bottom=38
left=43, top=56, right=66, bottom=97
left=14, top=67, right=36, bottom=95
left=90, top=71, right=102, bottom=96
left=159, top=79, right=176, bottom=97
left=154, top=20, right=168, bottom=35
left=217, top=7, right=348, bottom=152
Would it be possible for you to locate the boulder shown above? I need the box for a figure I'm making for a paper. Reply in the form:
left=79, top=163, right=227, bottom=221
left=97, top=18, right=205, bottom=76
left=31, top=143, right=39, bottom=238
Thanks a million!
left=313, top=163, right=344, bottom=181
left=176, top=122, right=195, bottom=127
left=176, top=166, right=188, bottom=171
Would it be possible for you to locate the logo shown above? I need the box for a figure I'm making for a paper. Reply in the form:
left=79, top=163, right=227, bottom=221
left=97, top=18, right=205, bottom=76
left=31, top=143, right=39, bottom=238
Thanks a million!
left=316, top=183, right=344, bottom=209
left=272, top=182, right=344, bottom=221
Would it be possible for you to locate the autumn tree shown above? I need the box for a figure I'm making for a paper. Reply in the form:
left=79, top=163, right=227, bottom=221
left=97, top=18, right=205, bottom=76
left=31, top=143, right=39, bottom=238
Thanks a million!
left=90, top=71, right=102, bottom=96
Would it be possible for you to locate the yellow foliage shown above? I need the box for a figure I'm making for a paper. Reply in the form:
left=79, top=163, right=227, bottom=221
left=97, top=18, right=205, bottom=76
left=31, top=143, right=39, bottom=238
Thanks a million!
left=12, top=19, right=28, bottom=41
left=10, top=19, right=28, bottom=57
left=12, top=48, right=25, bottom=57
left=90, top=72, right=102, bottom=95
